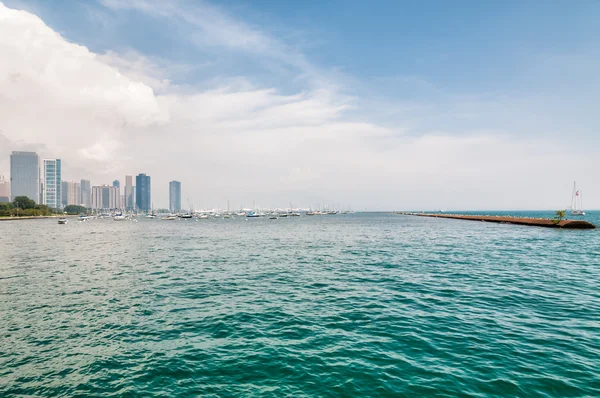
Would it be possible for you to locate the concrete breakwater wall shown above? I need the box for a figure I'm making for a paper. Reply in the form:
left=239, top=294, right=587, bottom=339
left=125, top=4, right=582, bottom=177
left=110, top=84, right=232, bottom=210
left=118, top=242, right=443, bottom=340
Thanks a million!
left=396, top=213, right=596, bottom=229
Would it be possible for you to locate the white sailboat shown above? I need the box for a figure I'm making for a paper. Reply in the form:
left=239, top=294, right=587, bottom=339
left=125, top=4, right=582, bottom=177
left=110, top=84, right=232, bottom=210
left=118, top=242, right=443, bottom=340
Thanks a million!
left=570, top=181, right=585, bottom=216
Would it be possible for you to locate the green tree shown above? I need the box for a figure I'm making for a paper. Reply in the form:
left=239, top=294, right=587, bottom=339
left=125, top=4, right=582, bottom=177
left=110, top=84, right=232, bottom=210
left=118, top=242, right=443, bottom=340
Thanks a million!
left=64, top=205, right=88, bottom=215
left=12, top=196, right=36, bottom=210
left=0, top=202, right=11, bottom=216
left=34, top=204, right=52, bottom=216
left=553, top=210, right=566, bottom=225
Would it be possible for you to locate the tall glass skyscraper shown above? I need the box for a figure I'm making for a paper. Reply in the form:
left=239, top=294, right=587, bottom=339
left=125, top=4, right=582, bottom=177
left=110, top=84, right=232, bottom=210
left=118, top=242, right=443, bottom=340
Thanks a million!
left=169, top=181, right=181, bottom=213
left=112, top=180, right=121, bottom=208
left=135, top=173, right=151, bottom=212
left=43, top=159, right=61, bottom=209
left=80, top=179, right=91, bottom=208
left=10, top=151, right=40, bottom=202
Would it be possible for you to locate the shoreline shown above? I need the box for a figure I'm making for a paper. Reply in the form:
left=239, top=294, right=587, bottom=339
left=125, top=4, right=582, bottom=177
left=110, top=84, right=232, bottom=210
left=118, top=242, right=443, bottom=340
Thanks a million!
left=0, top=215, right=76, bottom=221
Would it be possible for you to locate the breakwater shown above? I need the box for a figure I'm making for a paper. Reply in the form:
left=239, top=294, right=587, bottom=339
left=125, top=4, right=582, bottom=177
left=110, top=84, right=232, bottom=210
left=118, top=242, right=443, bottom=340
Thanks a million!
left=397, top=213, right=596, bottom=229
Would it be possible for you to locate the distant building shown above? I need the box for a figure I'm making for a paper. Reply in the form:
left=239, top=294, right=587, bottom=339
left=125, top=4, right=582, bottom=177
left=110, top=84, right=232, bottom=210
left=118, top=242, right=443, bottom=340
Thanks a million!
left=80, top=179, right=91, bottom=208
left=61, top=181, right=67, bottom=207
left=61, top=181, right=81, bottom=206
left=91, top=185, right=120, bottom=210
left=43, top=159, right=61, bottom=209
left=135, top=173, right=151, bottom=212
left=112, top=180, right=121, bottom=208
left=169, top=181, right=181, bottom=213
left=124, top=175, right=134, bottom=210
left=0, top=174, right=10, bottom=203
left=10, top=151, right=39, bottom=202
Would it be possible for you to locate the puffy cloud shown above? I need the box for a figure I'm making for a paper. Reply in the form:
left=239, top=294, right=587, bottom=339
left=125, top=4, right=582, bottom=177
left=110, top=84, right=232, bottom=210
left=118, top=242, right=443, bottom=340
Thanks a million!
left=0, top=2, right=165, bottom=178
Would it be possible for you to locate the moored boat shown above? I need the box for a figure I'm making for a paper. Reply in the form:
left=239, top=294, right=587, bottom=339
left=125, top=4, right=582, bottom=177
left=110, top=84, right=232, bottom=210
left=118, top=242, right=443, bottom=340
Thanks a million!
left=569, top=181, right=586, bottom=216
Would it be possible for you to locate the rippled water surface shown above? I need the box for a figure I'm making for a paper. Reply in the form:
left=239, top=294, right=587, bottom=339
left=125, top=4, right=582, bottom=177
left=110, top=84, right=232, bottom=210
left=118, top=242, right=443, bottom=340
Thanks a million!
left=1, top=212, right=599, bottom=396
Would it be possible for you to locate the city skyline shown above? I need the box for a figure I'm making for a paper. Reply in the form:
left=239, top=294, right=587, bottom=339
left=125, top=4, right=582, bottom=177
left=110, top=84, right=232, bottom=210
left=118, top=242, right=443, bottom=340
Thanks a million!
left=4, top=148, right=199, bottom=211
left=0, top=1, right=598, bottom=210
left=4, top=150, right=138, bottom=209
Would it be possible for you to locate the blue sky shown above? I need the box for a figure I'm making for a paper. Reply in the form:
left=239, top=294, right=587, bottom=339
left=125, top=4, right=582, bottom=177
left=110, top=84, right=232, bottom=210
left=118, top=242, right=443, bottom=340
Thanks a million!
left=8, top=0, right=600, bottom=89
left=0, top=0, right=598, bottom=209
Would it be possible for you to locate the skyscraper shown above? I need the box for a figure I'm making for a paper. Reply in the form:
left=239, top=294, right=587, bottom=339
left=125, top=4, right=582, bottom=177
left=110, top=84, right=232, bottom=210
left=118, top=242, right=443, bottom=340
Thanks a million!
left=0, top=174, right=9, bottom=203
left=61, top=181, right=68, bottom=207
left=61, top=180, right=81, bottom=206
left=169, top=181, right=181, bottom=213
left=91, top=185, right=119, bottom=210
left=112, top=180, right=121, bottom=208
left=10, top=151, right=39, bottom=202
left=80, top=179, right=91, bottom=208
left=135, top=173, right=151, bottom=212
left=125, top=175, right=133, bottom=210
left=43, top=159, right=61, bottom=209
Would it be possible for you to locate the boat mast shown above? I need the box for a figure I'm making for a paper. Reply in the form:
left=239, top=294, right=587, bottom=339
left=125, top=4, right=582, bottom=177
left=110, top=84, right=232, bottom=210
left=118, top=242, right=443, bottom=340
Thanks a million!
left=571, top=182, right=576, bottom=211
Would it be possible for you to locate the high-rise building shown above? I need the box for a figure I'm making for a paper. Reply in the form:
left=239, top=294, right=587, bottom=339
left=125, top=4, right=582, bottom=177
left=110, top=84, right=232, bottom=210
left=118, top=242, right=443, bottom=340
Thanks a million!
left=10, top=151, right=39, bottom=202
left=61, top=180, right=81, bottom=206
left=91, top=185, right=120, bottom=210
left=135, top=173, right=151, bottom=212
left=124, top=175, right=134, bottom=210
left=112, top=180, right=121, bottom=208
left=61, top=181, right=68, bottom=207
left=169, top=181, right=181, bottom=213
left=43, top=159, right=61, bottom=209
left=0, top=174, right=10, bottom=203
left=80, top=179, right=91, bottom=208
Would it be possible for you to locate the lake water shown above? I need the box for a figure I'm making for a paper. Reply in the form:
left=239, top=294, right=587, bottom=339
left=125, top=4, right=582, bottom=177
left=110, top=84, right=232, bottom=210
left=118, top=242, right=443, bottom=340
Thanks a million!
left=1, top=212, right=599, bottom=396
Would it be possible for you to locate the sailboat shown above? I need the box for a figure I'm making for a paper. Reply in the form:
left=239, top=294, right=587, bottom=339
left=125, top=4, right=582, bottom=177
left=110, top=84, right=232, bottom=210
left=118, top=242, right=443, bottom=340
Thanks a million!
left=570, top=182, right=585, bottom=216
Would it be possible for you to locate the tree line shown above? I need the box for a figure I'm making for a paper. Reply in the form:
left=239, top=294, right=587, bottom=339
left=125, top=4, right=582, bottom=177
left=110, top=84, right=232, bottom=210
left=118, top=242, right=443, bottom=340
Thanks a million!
left=0, top=196, right=89, bottom=217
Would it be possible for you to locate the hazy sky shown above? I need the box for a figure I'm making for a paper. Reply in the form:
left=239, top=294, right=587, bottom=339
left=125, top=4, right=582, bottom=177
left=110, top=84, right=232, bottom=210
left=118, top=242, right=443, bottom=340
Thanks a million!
left=0, top=0, right=598, bottom=210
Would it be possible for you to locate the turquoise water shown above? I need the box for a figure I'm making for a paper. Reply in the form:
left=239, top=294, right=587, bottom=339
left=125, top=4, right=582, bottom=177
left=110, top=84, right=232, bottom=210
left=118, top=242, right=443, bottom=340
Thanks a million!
left=1, top=212, right=599, bottom=396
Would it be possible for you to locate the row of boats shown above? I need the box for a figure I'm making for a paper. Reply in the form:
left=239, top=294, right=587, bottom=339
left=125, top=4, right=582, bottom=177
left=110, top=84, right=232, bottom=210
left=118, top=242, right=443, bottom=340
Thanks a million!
left=58, top=210, right=354, bottom=223
left=148, top=209, right=354, bottom=221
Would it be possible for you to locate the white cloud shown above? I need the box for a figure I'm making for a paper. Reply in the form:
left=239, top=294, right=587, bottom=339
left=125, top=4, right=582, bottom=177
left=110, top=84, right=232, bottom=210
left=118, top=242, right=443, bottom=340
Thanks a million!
left=0, top=2, right=166, bottom=177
